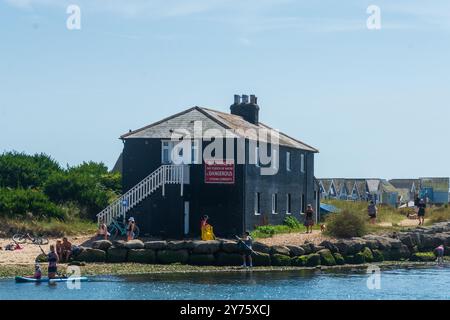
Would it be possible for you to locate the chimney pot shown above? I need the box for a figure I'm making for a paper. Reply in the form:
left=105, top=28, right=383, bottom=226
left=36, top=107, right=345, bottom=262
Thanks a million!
left=250, top=94, right=257, bottom=104
left=234, top=94, right=241, bottom=104
left=241, top=94, right=249, bottom=104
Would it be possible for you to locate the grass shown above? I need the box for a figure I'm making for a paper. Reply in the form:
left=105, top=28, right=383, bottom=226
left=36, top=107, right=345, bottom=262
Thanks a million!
left=0, top=217, right=97, bottom=238
left=251, top=216, right=320, bottom=239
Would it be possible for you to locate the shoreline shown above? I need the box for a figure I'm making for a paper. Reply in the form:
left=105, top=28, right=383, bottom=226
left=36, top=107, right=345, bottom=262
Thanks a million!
left=1, top=259, right=448, bottom=279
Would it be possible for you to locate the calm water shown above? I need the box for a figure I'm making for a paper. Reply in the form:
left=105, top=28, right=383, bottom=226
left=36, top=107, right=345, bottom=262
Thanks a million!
left=1, top=266, right=449, bottom=300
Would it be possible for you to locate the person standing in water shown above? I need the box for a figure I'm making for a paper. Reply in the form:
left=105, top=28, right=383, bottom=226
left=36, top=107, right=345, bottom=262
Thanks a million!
left=435, top=245, right=445, bottom=264
left=47, top=245, right=59, bottom=279
left=237, top=231, right=253, bottom=268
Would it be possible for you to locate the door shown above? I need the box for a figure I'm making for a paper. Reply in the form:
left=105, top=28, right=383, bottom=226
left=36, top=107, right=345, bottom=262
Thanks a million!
left=184, top=201, right=190, bottom=236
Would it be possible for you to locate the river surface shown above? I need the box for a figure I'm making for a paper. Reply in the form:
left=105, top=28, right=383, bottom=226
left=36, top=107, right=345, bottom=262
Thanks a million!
left=1, top=266, right=449, bottom=300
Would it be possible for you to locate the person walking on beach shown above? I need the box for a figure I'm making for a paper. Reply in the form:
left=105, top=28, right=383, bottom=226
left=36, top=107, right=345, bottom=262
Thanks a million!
left=367, top=201, right=378, bottom=224
left=304, top=204, right=315, bottom=234
left=237, top=231, right=253, bottom=268
left=435, top=245, right=445, bottom=264
left=127, top=217, right=137, bottom=241
left=418, top=199, right=426, bottom=226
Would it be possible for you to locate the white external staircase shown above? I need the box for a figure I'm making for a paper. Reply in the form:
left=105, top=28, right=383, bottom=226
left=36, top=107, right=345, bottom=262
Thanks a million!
left=97, top=165, right=186, bottom=226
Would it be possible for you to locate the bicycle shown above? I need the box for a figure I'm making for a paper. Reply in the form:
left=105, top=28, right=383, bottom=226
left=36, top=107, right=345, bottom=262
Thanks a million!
left=12, top=233, right=49, bottom=246
left=107, top=218, right=140, bottom=240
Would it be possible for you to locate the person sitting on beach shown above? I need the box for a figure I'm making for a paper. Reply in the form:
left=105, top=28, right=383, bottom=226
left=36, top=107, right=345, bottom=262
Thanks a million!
left=61, top=237, right=72, bottom=262
left=367, top=201, right=378, bottom=224
left=127, top=217, right=137, bottom=241
left=435, top=245, right=445, bottom=264
left=237, top=231, right=253, bottom=268
left=97, top=219, right=109, bottom=240
left=200, top=215, right=216, bottom=240
left=55, top=240, right=63, bottom=259
left=47, top=245, right=59, bottom=279
left=33, top=263, right=42, bottom=280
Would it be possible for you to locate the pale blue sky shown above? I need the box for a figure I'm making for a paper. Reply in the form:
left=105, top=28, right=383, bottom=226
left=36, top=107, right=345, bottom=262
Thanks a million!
left=1, top=0, right=449, bottom=178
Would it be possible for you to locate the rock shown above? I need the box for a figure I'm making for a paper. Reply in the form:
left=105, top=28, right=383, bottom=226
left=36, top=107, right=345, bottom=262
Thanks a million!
left=291, top=256, right=308, bottom=267
left=156, top=250, right=189, bottom=264
left=128, top=249, right=156, bottom=264
left=215, top=252, right=243, bottom=266
left=253, top=253, right=271, bottom=266
left=410, top=252, right=436, bottom=262
left=384, top=245, right=411, bottom=261
left=112, top=240, right=127, bottom=248
left=317, top=249, right=336, bottom=266
left=124, top=240, right=145, bottom=250
left=312, top=245, right=326, bottom=253
left=419, top=234, right=440, bottom=250
left=333, top=253, right=345, bottom=265
left=398, top=234, right=414, bottom=248
left=167, top=240, right=195, bottom=250
left=270, top=246, right=291, bottom=256
left=319, top=241, right=339, bottom=253
left=77, top=248, right=106, bottom=263
left=192, top=241, right=222, bottom=254
left=252, top=242, right=271, bottom=254
left=107, top=247, right=128, bottom=263
left=300, top=243, right=313, bottom=254
left=144, top=241, right=167, bottom=250
left=271, top=254, right=292, bottom=266
left=372, top=249, right=384, bottom=262
left=305, top=253, right=321, bottom=267
left=221, top=240, right=241, bottom=254
left=360, top=247, right=374, bottom=263
left=334, top=239, right=365, bottom=255
left=91, top=240, right=113, bottom=251
left=286, top=245, right=305, bottom=257
left=344, top=253, right=365, bottom=264
left=188, top=254, right=216, bottom=266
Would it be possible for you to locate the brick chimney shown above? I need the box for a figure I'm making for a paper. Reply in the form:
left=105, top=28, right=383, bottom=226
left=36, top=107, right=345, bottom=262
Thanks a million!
left=230, top=94, right=259, bottom=125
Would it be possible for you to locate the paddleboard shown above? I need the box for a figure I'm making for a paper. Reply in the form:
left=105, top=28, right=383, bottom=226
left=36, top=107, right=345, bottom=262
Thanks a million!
left=15, top=276, right=88, bottom=283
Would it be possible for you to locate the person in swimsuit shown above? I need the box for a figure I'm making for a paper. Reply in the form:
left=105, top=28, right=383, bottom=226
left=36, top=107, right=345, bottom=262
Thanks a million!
left=435, top=245, right=445, bottom=264
left=61, top=237, right=72, bottom=262
left=304, top=204, right=315, bottom=233
left=127, top=217, right=136, bottom=241
left=33, top=263, right=42, bottom=280
left=47, top=245, right=59, bottom=279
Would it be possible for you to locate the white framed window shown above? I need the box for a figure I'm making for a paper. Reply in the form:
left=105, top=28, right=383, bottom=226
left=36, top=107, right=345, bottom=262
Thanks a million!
left=254, top=192, right=261, bottom=215
left=286, top=152, right=291, bottom=171
left=255, top=146, right=260, bottom=167
left=286, top=194, right=291, bottom=214
left=191, top=140, right=200, bottom=164
left=271, top=193, right=278, bottom=214
left=162, top=141, right=171, bottom=164
left=300, top=154, right=305, bottom=173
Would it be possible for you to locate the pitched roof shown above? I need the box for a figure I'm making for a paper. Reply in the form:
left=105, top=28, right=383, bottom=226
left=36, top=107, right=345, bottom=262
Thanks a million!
left=318, top=179, right=333, bottom=193
left=366, top=179, right=381, bottom=193
left=120, top=106, right=319, bottom=152
left=333, top=179, right=348, bottom=194
left=389, top=179, right=419, bottom=191
left=380, top=180, right=398, bottom=193
left=420, top=177, right=450, bottom=192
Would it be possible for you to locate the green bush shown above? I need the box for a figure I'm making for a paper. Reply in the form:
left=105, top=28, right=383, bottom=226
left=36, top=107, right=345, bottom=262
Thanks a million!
left=284, top=216, right=302, bottom=229
left=0, top=152, right=61, bottom=189
left=325, top=209, right=367, bottom=238
left=0, top=188, right=64, bottom=219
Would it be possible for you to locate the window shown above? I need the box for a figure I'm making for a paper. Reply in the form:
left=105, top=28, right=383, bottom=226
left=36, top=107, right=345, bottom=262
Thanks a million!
left=286, top=152, right=291, bottom=171
left=255, top=146, right=260, bottom=167
left=272, top=193, right=278, bottom=214
left=301, top=194, right=305, bottom=213
left=254, top=192, right=261, bottom=215
left=286, top=194, right=291, bottom=214
left=191, top=140, right=199, bottom=164
left=300, top=154, right=305, bottom=173
left=162, top=141, right=171, bottom=164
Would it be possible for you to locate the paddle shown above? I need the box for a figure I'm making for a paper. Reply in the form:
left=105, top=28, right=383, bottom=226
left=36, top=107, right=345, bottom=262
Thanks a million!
left=234, top=235, right=260, bottom=256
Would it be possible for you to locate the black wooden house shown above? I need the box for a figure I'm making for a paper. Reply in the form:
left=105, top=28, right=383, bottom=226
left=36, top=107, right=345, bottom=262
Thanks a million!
left=99, top=95, right=319, bottom=239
